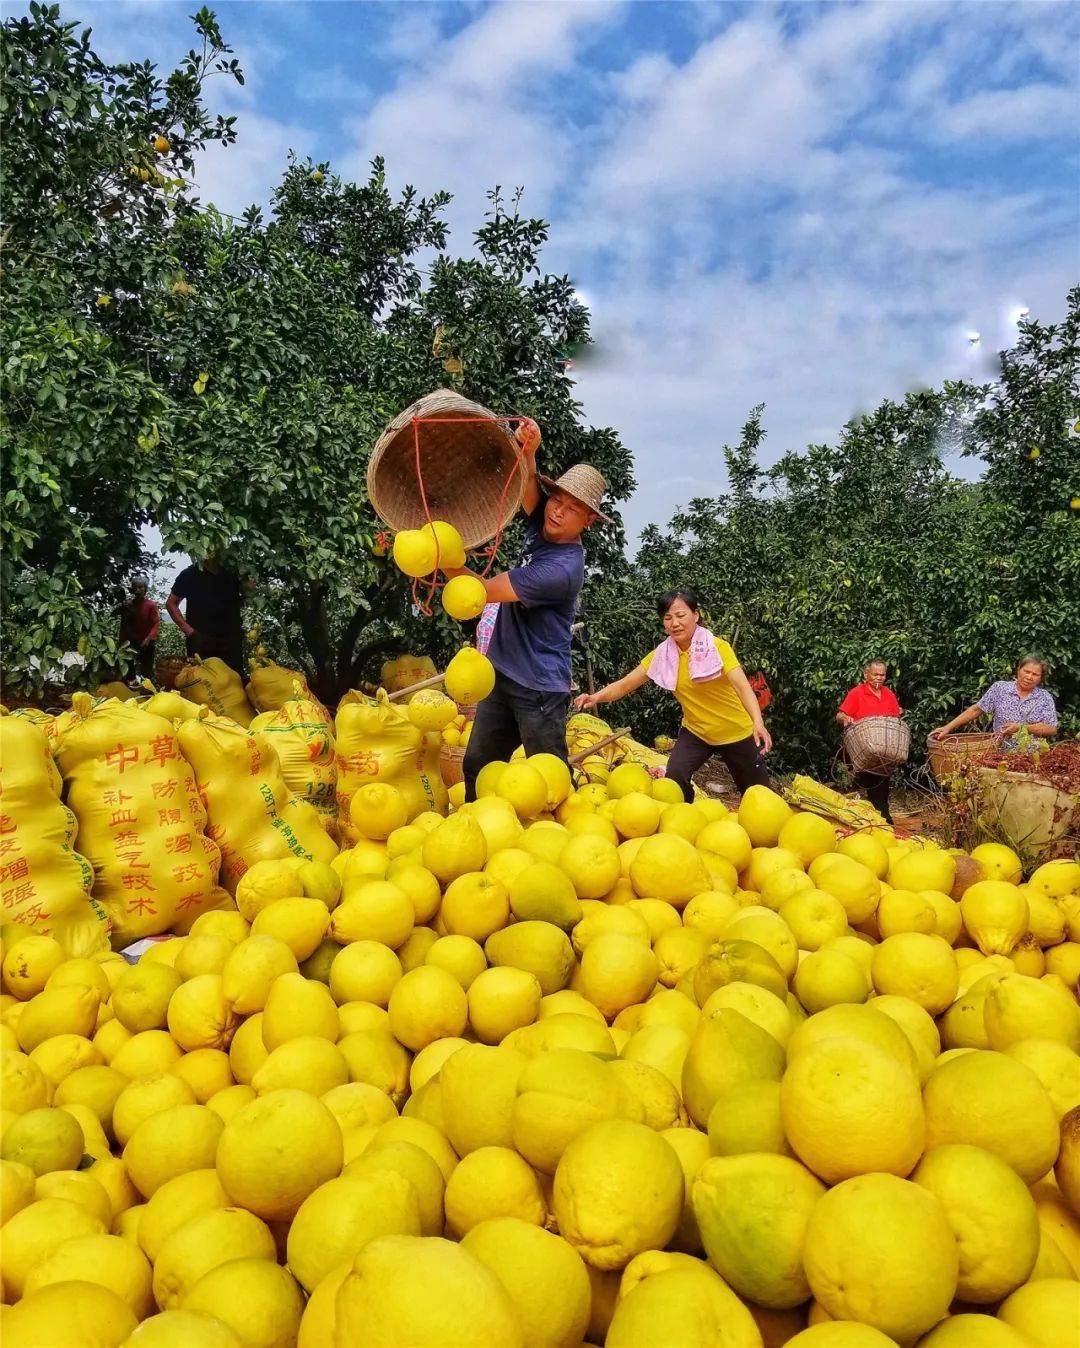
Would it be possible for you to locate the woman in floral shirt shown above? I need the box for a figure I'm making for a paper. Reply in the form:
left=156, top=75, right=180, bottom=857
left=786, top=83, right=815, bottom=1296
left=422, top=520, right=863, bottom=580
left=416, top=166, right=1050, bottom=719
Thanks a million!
left=930, top=656, right=1059, bottom=748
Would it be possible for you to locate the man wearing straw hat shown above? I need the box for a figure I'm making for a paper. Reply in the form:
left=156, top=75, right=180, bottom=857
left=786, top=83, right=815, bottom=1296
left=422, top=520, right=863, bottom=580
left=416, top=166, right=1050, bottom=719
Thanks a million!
left=443, top=422, right=613, bottom=800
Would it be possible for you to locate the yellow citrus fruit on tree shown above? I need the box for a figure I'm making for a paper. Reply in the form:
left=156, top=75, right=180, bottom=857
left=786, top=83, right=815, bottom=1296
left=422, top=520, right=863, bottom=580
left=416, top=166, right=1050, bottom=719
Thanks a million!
left=803, top=1172, right=958, bottom=1341
left=442, top=573, right=488, bottom=621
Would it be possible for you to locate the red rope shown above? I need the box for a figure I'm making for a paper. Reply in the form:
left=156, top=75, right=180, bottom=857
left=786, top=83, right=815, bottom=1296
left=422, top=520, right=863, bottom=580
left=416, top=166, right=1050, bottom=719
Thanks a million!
left=405, top=411, right=532, bottom=616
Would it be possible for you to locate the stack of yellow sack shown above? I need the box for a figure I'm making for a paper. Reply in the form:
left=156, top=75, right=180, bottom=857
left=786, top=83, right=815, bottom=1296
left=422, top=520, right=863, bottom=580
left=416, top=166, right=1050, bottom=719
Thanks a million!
left=178, top=710, right=337, bottom=892
left=52, top=694, right=223, bottom=945
left=335, top=690, right=447, bottom=841
left=0, top=711, right=107, bottom=954
left=380, top=654, right=438, bottom=694
left=139, top=690, right=201, bottom=723
left=175, top=656, right=255, bottom=726
left=246, top=661, right=319, bottom=714
left=250, top=690, right=338, bottom=841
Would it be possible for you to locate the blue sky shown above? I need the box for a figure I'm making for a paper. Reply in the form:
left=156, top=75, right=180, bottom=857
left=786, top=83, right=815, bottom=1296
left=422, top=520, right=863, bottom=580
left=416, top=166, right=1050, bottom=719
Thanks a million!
left=52, top=0, right=1080, bottom=540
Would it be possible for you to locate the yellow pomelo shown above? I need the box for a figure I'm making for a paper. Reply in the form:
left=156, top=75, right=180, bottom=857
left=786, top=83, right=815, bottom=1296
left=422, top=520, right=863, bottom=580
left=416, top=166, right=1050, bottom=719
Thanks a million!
left=286, top=1171, right=422, bottom=1293
left=16, top=983, right=100, bottom=1052
left=613, top=792, right=663, bottom=840
left=508, top=861, right=581, bottom=930
left=0, top=1157, right=36, bottom=1223
left=870, top=995, right=940, bottom=1084
left=425, top=935, right=487, bottom=990
left=578, top=933, right=658, bottom=1020
left=1006, top=1039, right=1080, bottom=1118
left=444, top=1146, right=546, bottom=1237
left=235, top=859, right=303, bottom=921
left=387, top=965, right=467, bottom=1051
left=876, top=886, right=936, bottom=936
left=171, top=1048, right=233, bottom=1104
left=804, top=1173, right=958, bottom=1341
left=123, top=1104, right=224, bottom=1198
left=629, top=834, right=710, bottom=909
left=422, top=814, right=488, bottom=884
left=814, top=855, right=879, bottom=924
left=658, top=802, right=708, bottom=843
left=781, top=1035, right=924, bottom=1182
left=922, top=1049, right=1058, bottom=1182
left=442, top=573, right=488, bottom=621
left=3, top=1282, right=136, bottom=1347
left=693, top=1152, right=825, bottom=1308
left=166, top=974, right=238, bottom=1052
left=327, top=940, right=401, bottom=1007
left=692, top=938, right=788, bottom=1006
left=984, top=972, right=1080, bottom=1051
left=913, top=1142, right=1039, bottom=1302
left=697, top=818, right=753, bottom=872
left=151, top=1204, right=276, bottom=1311
left=467, top=796, right=524, bottom=852
left=780, top=889, right=847, bottom=952
left=24, top=1230, right=153, bottom=1318
left=182, top=1258, right=304, bottom=1348
left=251, top=1036, right=348, bottom=1096
left=888, top=847, right=956, bottom=894
left=871, top=931, right=958, bottom=1014
left=112, top=1073, right=195, bottom=1146
left=3, top=933, right=65, bottom=1000
left=350, top=782, right=409, bottom=841
left=560, top=834, right=621, bottom=899
left=961, top=881, right=1029, bottom=955
left=444, top=648, right=496, bottom=705
left=528, top=753, right=573, bottom=810
left=392, top=526, right=438, bottom=577
left=681, top=1008, right=786, bottom=1128
left=682, top=891, right=740, bottom=940
left=553, top=1118, right=684, bottom=1270
left=725, top=907, right=798, bottom=979
left=485, top=921, right=574, bottom=994
left=216, top=1089, right=343, bottom=1221
left=917, top=1315, right=1031, bottom=1347
left=438, top=873, right=506, bottom=943
left=793, top=948, right=870, bottom=1013
left=605, top=1263, right=761, bottom=1348
left=706, top=1078, right=790, bottom=1157
left=606, top=763, right=653, bottom=799
left=335, top=1234, right=524, bottom=1347
left=1029, top=858, right=1080, bottom=898
left=511, top=1048, right=631, bottom=1174
left=495, top=763, right=550, bottom=820
left=1, top=1105, right=84, bottom=1175
left=997, top=1279, right=1080, bottom=1347
left=219, top=936, right=297, bottom=1015
left=32, top=1169, right=112, bottom=1227
left=777, top=812, right=836, bottom=865
left=653, top=927, right=709, bottom=988
left=137, top=1168, right=229, bottom=1262
left=0, top=1196, right=106, bottom=1299
left=738, top=785, right=794, bottom=847
left=467, top=966, right=542, bottom=1044
left=332, top=880, right=415, bottom=949
left=836, top=832, right=889, bottom=878
left=462, top=1217, right=590, bottom=1348
left=970, top=842, right=1023, bottom=884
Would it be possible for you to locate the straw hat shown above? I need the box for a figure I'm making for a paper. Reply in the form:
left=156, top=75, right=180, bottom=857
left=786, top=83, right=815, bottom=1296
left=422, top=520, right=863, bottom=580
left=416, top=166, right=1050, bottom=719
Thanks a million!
left=538, top=464, right=614, bottom=525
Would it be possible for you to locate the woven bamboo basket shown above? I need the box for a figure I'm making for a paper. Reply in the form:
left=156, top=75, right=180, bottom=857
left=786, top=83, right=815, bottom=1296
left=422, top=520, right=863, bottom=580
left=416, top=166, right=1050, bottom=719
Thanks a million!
left=843, top=716, right=911, bottom=776
left=439, top=742, right=466, bottom=788
left=976, top=768, right=1077, bottom=850
left=367, top=389, right=526, bottom=549
left=926, top=731, right=997, bottom=783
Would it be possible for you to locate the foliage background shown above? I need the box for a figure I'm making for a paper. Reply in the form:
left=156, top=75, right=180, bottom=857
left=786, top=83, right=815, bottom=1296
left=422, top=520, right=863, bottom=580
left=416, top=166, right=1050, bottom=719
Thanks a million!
left=2, top=6, right=1077, bottom=773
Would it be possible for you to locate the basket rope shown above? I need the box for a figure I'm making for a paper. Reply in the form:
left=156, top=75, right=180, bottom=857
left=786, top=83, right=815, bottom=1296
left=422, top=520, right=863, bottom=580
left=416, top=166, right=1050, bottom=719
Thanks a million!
left=406, top=413, right=532, bottom=617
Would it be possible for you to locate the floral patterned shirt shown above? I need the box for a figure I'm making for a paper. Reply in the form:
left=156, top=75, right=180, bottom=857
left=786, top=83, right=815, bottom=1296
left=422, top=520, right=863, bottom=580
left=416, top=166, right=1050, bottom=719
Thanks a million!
left=977, top=680, right=1058, bottom=745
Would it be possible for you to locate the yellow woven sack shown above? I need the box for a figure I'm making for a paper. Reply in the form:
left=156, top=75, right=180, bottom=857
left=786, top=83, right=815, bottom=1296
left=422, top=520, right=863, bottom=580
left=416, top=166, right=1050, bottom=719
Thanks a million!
left=52, top=694, right=223, bottom=946
left=95, top=681, right=138, bottom=701
left=246, top=661, right=318, bottom=714
left=250, top=693, right=338, bottom=841
left=177, top=711, right=337, bottom=893
left=175, top=656, right=255, bottom=726
left=335, top=689, right=447, bottom=839
left=380, top=654, right=438, bottom=694
left=5, top=707, right=54, bottom=728
left=0, top=712, right=108, bottom=955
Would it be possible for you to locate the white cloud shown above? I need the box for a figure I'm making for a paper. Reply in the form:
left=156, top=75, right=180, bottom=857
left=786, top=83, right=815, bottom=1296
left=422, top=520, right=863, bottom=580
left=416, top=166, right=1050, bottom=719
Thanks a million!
left=939, top=83, right=1079, bottom=139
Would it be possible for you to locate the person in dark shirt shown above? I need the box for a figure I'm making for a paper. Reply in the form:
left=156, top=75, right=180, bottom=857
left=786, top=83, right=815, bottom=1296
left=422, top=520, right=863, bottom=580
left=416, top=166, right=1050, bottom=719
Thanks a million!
left=441, top=419, right=612, bottom=801
left=119, top=575, right=160, bottom=682
left=165, top=556, right=245, bottom=674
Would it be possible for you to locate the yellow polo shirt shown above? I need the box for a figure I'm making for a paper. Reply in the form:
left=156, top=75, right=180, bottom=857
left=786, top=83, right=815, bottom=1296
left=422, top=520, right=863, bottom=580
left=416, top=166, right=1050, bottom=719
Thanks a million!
left=640, top=636, right=754, bottom=747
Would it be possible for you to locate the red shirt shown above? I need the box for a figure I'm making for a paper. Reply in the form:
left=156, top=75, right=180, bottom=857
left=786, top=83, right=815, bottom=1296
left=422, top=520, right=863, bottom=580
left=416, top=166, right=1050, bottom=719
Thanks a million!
left=839, top=682, right=901, bottom=721
left=120, top=597, right=160, bottom=645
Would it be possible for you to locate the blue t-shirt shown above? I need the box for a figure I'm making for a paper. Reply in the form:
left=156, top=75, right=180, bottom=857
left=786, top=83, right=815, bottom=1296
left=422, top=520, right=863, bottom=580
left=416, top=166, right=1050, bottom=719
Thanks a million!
left=487, top=504, right=584, bottom=693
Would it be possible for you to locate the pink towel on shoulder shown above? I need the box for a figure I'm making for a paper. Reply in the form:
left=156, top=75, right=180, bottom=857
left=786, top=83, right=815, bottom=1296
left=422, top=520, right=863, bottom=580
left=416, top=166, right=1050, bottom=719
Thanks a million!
left=647, top=627, right=724, bottom=691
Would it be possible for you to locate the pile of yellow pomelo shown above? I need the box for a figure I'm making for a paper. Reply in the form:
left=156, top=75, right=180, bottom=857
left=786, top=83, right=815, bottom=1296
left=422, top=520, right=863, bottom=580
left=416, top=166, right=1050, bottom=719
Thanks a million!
left=2, top=760, right=1079, bottom=1348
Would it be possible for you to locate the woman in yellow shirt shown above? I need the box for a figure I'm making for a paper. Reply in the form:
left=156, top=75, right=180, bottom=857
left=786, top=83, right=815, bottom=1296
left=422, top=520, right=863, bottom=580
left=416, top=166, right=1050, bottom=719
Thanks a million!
left=574, top=589, right=773, bottom=799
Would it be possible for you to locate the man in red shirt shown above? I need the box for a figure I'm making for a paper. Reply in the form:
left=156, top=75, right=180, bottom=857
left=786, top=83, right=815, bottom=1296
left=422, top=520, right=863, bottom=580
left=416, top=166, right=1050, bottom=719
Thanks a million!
left=119, top=575, right=160, bottom=683
left=837, top=659, right=902, bottom=821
